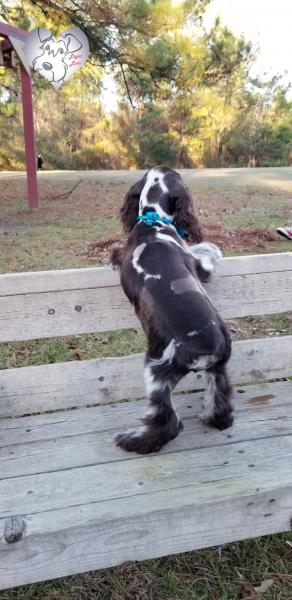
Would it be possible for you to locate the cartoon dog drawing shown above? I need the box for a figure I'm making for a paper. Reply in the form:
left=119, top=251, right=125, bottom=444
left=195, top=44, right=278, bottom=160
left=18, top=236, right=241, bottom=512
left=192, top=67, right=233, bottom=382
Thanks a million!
left=32, top=28, right=82, bottom=85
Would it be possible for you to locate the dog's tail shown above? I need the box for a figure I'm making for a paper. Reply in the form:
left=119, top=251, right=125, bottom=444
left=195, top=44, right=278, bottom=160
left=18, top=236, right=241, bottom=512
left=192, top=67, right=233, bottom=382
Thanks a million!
left=190, top=242, right=222, bottom=282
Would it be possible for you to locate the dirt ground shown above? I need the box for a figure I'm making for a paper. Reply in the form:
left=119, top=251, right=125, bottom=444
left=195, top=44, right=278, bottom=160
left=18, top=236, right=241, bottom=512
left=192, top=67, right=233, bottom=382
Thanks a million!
left=0, top=167, right=291, bottom=271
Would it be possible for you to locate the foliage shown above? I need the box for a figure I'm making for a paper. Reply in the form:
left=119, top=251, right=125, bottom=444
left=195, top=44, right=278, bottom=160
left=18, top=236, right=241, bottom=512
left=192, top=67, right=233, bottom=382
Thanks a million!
left=0, top=0, right=291, bottom=169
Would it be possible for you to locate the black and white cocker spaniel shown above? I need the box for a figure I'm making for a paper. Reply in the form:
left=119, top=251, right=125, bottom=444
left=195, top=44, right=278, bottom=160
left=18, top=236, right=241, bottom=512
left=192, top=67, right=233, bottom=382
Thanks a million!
left=111, top=166, right=233, bottom=454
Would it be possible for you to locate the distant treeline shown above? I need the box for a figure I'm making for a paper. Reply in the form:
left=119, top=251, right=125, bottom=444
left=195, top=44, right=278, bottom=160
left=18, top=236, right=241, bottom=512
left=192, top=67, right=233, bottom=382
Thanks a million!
left=0, top=0, right=291, bottom=170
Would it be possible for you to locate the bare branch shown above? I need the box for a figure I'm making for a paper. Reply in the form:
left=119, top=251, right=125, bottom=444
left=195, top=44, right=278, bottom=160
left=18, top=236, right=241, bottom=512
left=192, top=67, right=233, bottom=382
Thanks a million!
left=0, top=84, right=19, bottom=96
left=45, top=179, right=82, bottom=201
left=120, top=63, right=136, bottom=109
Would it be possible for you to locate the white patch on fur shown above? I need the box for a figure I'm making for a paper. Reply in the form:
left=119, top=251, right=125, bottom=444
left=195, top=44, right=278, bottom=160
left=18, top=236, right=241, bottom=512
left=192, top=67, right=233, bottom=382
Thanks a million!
left=131, top=426, right=148, bottom=437
left=145, top=404, right=159, bottom=418
left=187, top=329, right=200, bottom=336
left=156, top=232, right=183, bottom=249
left=145, top=273, right=161, bottom=281
left=132, top=242, right=147, bottom=274
left=149, top=339, right=176, bottom=367
left=199, top=374, right=216, bottom=421
left=190, top=242, right=222, bottom=273
left=144, top=365, right=162, bottom=396
left=200, top=257, right=214, bottom=272
left=189, top=354, right=216, bottom=370
left=161, top=339, right=176, bottom=364
left=151, top=203, right=173, bottom=220
left=116, top=426, right=148, bottom=440
left=156, top=231, right=195, bottom=259
left=145, top=400, right=179, bottom=423
left=139, top=168, right=171, bottom=218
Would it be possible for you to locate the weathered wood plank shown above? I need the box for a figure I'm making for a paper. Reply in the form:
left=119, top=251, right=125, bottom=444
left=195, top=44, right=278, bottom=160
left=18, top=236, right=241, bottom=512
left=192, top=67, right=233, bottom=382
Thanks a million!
left=0, top=382, right=291, bottom=479
left=1, top=435, right=292, bottom=519
left=218, top=252, right=292, bottom=275
left=0, top=286, right=138, bottom=342
left=1, top=393, right=291, bottom=459
left=1, top=484, right=290, bottom=589
left=2, top=418, right=292, bottom=481
left=0, top=436, right=292, bottom=589
left=0, top=266, right=118, bottom=296
left=0, top=379, right=290, bottom=433
left=1, top=483, right=291, bottom=589
left=1, top=337, right=291, bottom=417
left=1, top=253, right=291, bottom=296
left=0, top=253, right=291, bottom=589
left=0, top=253, right=291, bottom=342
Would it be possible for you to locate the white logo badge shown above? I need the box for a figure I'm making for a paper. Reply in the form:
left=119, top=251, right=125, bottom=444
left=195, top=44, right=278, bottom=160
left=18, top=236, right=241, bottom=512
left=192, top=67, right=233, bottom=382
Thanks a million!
left=24, top=27, right=89, bottom=89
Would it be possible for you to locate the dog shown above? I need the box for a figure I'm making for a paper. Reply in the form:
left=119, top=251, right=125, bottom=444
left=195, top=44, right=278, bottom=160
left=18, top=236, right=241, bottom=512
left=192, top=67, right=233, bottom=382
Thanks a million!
left=111, top=167, right=233, bottom=454
left=32, top=28, right=82, bottom=85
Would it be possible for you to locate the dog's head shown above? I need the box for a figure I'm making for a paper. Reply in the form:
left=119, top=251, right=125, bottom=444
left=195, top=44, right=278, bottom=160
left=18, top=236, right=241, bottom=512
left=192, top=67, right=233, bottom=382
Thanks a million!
left=32, top=28, right=82, bottom=83
left=120, top=167, right=203, bottom=243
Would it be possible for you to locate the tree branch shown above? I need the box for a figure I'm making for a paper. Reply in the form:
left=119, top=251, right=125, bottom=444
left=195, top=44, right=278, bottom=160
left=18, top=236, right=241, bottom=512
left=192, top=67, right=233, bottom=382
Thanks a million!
left=120, top=63, right=136, bottom=109
left=0, top=83, right=19, bottom=96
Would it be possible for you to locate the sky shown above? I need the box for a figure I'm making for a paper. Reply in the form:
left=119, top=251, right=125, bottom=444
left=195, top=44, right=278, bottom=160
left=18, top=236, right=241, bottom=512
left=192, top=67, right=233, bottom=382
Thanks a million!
left=101, top=0, right=292, bottom=111
left=203, top=0, right=292, bottom=87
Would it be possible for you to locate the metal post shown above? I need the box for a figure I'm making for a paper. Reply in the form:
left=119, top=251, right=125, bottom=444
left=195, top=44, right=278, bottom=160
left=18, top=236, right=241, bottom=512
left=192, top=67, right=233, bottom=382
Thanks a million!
left=20, top=66, right=39, bottom=209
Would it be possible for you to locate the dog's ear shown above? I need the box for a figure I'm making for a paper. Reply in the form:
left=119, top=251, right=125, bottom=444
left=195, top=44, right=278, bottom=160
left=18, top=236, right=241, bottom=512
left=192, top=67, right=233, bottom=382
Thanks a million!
left=120, top=176, right=146, bottom=233
left=65, top=33, right=82, bottom=53
left=38, top=28, right=52, bottom=44
left=173, top=184, right=203, bottom=244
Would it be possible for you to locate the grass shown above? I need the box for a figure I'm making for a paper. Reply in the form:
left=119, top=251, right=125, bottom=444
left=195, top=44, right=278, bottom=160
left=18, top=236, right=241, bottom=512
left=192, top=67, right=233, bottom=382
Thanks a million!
left=1, top=534, right=292, bottom=599
left=1, top=175, right=292, bottom=272
left=1, top=314, right=292, bottom=370
left=0, top=329, right=146, bottom=369
left=1, top=171, right=292, bottom=598
left=0, top=215, right=120, bottom=272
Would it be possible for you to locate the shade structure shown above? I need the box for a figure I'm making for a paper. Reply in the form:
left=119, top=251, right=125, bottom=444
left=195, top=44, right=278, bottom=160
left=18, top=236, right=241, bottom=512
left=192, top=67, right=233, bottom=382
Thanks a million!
left=0, top=22, right=39, bottom=209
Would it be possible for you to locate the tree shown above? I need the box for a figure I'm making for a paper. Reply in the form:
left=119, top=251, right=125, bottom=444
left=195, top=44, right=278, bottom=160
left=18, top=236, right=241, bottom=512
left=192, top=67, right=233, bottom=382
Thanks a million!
left=0, top=0, right=291, bottom=170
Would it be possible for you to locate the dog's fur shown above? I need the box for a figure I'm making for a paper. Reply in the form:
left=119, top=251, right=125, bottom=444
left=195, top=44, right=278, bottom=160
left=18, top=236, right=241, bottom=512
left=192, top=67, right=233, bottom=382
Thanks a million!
left=111, top=167, right=233, bottom=454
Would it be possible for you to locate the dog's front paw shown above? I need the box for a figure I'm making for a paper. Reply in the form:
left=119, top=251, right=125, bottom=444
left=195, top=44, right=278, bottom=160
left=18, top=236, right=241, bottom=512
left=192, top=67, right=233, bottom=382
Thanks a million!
left=190, top=242, right=222, bottom=278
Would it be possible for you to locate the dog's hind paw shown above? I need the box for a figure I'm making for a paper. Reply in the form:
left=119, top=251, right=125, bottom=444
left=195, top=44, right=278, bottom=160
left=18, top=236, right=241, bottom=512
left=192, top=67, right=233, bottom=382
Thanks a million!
left=115, top=421, right=183, bottom=454
left=200, top=411, right=234, bottom=430
left=115, top=428, right=164, bottom=454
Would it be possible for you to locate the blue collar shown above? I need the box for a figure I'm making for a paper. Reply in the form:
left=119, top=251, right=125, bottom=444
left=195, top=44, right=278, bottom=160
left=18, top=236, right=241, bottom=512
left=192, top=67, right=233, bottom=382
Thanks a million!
left=137, top=212, right=185, bottom=239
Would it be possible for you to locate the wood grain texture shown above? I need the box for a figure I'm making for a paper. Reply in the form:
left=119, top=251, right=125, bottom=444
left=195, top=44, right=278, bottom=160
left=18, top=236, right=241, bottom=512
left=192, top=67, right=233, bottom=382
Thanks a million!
left=0, top=381, right=291, bottom=480
left=1, top=253, right=291, bottom=296
left=1, top=336, right=291, bottom=417
left=0, top=253, right=292, bottom=588
left=0, top=434, right=292, bottom=588
left=1, top=433, right=292, bottom=519
left=0, top=379, right=290, bottom=433
left=0, top=253, right=291, bottom=342
left=1, top=485, right=291, bottom=589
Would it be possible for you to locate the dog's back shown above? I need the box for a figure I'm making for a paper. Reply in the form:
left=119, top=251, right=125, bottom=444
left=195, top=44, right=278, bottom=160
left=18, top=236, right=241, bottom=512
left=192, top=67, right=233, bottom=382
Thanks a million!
left=116, top=222, right=230, bottom=368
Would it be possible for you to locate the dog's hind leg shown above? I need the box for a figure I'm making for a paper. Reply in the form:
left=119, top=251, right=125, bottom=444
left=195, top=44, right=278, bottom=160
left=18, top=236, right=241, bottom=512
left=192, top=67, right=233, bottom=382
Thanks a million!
left=200, top=364, right=233, bottom=430
left=115, top=358, right=183, bottom=454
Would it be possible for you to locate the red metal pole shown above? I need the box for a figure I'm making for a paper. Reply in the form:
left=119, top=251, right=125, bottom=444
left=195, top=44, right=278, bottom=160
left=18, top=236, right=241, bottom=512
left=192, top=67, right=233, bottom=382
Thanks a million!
left=20, top=66, right=39, bottom=209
